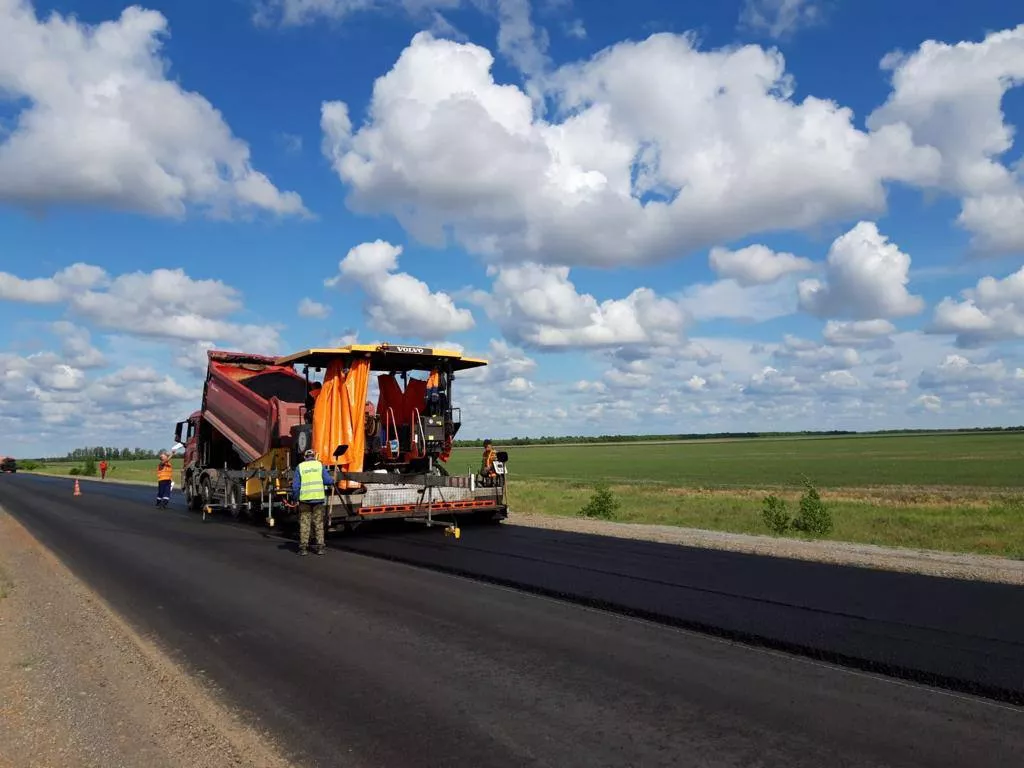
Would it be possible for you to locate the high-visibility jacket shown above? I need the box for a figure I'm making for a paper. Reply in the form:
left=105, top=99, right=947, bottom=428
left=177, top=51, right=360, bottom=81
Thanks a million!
left=156, top=460, right=173, bottom=482
left=481, top=448, right=496, bottom=475
left=295, top=459, right=330, bottom=503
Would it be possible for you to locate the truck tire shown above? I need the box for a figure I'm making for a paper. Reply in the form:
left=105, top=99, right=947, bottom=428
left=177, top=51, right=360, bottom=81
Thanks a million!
left=185, top=476, right=202, bottom=511
left=200, top=474, right=214, bottom=509
left=227, top=482, right=244, bottom=519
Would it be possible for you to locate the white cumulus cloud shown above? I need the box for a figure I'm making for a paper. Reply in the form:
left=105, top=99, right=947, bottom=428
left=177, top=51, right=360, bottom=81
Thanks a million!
left=475, top=262, right=689, bottom=350
left=772, top=336, right=860, bottom=371
left=325, top=240, right=475, bottom=338
left=0, top=2, right=307, bottom=219
left=916, top=355, right=1023, bottom=406
left=867, top=24, right=1024, bottom=254
left=0, top=263, right=106, bottom=302
left=52, top=321, right=107, bottom=369
left=0, top=346, right=198, bottom=442
left=0, top=263, right=282, bottom=349
left=708, top=244, right=814, bottom=286
left=928, top=266, right=1024, bottom=347
left=298, top=298, right=331, bottom=319
left=822, top=319, right=896, bottom=348
left=744, top=366, right=804, bottom=396
left=321, top=31, right=938, bottom=269
left=797, top=221, right=925, bottom=320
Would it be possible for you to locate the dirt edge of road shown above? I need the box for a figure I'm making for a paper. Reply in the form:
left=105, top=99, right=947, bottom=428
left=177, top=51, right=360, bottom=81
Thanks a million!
left=0, top=506, right=297, bottom=768
left=25, top=472, right=1024, bottom=585
left=509, top=511, right=1024, bottom=586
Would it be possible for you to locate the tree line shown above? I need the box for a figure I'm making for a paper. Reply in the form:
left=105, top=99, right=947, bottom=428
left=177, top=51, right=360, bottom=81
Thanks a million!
left=31, top=447, right=166, bottom=462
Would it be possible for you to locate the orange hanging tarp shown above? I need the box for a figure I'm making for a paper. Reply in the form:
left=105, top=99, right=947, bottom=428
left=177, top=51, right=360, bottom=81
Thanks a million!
left=312, top=360, right=345, bottom=466
left=338, top=358, right=370, bottom=487
left=312, top=358, right=370, bottom=471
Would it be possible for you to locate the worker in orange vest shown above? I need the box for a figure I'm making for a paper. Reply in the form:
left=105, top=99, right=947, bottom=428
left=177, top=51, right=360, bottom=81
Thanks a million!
left=99, top=459, right=108, bottom=479
left=156, top=451, right=173, bottom=508
left=480, top=440, right=497, bottom=482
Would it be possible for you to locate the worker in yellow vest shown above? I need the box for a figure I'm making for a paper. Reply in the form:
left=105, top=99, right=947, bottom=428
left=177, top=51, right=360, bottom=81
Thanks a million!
left=290, top=449, right=335, bottom=556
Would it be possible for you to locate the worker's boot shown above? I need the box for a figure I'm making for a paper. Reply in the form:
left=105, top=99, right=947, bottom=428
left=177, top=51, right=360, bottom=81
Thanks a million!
left=315, top=545, right=325, bottom=556
left=298, top=546, right=308, bottom=556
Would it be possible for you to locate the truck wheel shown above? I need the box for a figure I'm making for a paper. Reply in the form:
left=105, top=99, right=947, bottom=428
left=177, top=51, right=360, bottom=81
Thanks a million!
left=227, top=483, right=246, bottom=519
left=200, top=475, right=214, bottom=508
left=185, top=480, right=202, bottom=511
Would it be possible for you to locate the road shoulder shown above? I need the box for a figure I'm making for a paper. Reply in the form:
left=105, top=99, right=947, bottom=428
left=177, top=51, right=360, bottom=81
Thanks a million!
left=0, top=506, right=295, bottom=768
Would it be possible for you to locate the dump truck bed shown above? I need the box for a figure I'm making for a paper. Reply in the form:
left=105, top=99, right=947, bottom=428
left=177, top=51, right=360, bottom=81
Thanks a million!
left=201, top=352, right=308, bottom=463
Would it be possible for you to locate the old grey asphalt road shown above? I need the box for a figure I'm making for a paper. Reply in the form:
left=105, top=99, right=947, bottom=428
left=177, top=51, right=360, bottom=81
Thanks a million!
left=1, top=474, right=1021, bottom=768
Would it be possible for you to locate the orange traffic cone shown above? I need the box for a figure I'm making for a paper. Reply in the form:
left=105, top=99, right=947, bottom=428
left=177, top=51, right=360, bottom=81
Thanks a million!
left=73, top=479, right=81, bottom=497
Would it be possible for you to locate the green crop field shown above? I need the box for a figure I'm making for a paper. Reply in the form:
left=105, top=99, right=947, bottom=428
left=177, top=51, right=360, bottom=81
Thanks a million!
left=449, top=432, right=1024, bottom=489
left=32, top=460, right=158, bottom=484
left=27, top=431, right=1024, bottom=558
left=454, top=433, right=1024, bottom=559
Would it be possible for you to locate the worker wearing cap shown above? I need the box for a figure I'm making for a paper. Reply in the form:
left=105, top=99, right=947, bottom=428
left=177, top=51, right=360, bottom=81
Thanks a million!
left=291, top=449, right=334, bottom=556
left=155, top=451, right=173, bottom=508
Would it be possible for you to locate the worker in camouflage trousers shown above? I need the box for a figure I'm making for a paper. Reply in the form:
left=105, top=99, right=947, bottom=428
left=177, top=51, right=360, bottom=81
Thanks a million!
left=155, top=451, right=173, bottom=508
left=291, top=449, right=334, bottom=556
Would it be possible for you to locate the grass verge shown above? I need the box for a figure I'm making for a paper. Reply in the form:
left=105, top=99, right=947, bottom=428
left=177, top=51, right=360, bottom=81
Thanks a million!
left=509, top=479, right=1024, bottom=559
left=29, top=462, right=157, bottom=483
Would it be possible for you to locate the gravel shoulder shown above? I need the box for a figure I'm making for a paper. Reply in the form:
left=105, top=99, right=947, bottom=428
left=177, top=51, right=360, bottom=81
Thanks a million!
left=508, top=511, right=1024, bottom=586
left=0, top=506, right=295, bottom=768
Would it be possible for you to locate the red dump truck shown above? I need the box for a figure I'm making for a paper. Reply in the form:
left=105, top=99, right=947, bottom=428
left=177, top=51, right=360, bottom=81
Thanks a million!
left=174, top=344, right=508, bottom=537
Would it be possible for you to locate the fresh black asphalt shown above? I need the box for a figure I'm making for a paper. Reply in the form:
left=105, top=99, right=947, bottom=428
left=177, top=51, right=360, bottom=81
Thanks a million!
left=344, top=515, right=1024, bottom=702
left=1, top=473, right=1021, bottom=768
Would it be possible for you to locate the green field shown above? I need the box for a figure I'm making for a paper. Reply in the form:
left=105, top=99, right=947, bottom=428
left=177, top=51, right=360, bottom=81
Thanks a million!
left=467, top=433, right=1024, bottom=558
left=28, top=432, right=1024, bottom=558
left=449, top=432, right=1024, bottom=489
left=32, top=460, right=158, bottom=484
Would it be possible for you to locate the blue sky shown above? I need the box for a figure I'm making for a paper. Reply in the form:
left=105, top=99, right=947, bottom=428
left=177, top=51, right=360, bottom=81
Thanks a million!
left=1, top=0, right=1024, bottom=457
